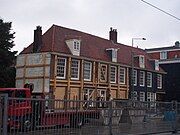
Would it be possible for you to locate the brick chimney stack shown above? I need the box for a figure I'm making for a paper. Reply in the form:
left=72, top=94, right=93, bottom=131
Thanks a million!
left=33, top=26, right=42, bottom=53
left=109, top=27, right=117, bottom=43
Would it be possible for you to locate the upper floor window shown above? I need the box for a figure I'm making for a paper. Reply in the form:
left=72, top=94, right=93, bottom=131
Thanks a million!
left=139, top=55, right=145, bottom=68
left=160, top=51, right=167, bottom=59
left=119, top=67, right=126, bottom=84
left=57, top=57, right=66, bottom=79
left=112, top=49, right=117, bottom=62
left=106, top=48, right=118, bottom=62
left=84, top=61, right=92, bottom=81
left=110, top=66, right=117, bottom=83
left=157, top=74, right=162, bottom=89
left=71, top=59, right=80, bottom=80
left=133, top=70, right=137, bottom=86
left=147, top=72, right=152, bottom=87
left=139, top=71, right=145, bottom=87
left=100, top=64, right=107, bottom=82
left=74, top=41, right=80, bottom=50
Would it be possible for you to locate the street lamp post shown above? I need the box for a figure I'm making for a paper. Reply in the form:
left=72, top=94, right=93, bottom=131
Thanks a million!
left=131, top=38, right=146, bottom=100
left=132, top=38, right=146, bottom=47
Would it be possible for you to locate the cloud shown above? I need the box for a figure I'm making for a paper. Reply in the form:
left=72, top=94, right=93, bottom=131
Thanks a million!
left=1, top=0, right=179, bottom=52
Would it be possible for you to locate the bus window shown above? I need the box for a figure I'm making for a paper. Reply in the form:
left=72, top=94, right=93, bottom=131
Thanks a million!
left=15, top=90, right=26, bottom=98
left=0, top=91, right=13, bottom=97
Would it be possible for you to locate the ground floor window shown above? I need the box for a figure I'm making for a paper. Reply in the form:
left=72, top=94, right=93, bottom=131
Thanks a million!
left=83, top=89, right=94, bottom=107
left=132, top=91, right=138, bottom=100
left=147, top=92, right=156, bottom=102
left=83, top=89, right=107, bottom=108
left=97, top=89, right=107, bottom=107
left=147, top=92, right=156, bottom=107
left=139, top=92, right=145, bottom=101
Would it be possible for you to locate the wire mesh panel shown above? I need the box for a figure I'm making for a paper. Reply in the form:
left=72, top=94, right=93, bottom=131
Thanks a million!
left=0, top=94, right=8, bottom=135
left=112, top=100, right=179, bottom=134
left=3, top=98, right=180, bottom=135
left=0, top=95, right=3, bottom=135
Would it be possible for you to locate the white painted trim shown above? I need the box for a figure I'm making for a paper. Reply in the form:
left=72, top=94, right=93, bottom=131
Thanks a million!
left=147, top=72, right=152, bottom=88
left=84, top=61, right=92, bottom=81
left=139, top=71, right=145, bottom=87
left=110, top=66, right=117, bottom=83
left=133, top=70, right=137, bottom=86
left=140, top=92, right=145, bottom=101
left=57, top=57, right=66, bottom=79
left=119, top=67, right=125, bottom=84
left=146, top=48, right=180, bottom=53
left=159, top=59, right=180, bottom=64
left=157, top=74, right=162, bottom=89
left=71, top=59, right=80, bottom=80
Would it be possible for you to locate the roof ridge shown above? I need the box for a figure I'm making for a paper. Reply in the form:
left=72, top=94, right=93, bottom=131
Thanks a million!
left=51, top=25, right=56, bottom=52
left=52, top=24, right=146, bottom=52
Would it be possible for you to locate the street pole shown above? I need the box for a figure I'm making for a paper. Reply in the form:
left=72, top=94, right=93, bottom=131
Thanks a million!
left=131, top=38, right=146, bottom=100
left=131, top=51, right=134, bottom=101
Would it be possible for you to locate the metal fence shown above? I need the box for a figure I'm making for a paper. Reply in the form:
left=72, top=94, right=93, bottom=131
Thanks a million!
left=0, top=96, right=180, bottom=135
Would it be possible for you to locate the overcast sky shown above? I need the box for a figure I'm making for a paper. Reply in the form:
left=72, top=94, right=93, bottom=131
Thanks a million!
left=1, top=0, right=180, bottom=53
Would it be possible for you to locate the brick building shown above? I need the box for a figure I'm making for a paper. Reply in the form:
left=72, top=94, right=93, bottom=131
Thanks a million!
left=16, top=25, right=165, bottom=103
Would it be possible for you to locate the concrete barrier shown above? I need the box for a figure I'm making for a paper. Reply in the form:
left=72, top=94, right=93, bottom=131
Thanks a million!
left=119, top=108, right=146, bottom=124
left=101, top=109, right=122, bottom=125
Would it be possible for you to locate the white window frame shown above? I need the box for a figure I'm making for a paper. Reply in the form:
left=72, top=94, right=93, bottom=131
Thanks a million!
left=119, top=67, right=126, bottom=84
left=74, top=41, right=80, bottom=51
left=147, top=72, right=152, bottom=87
left=139, top=55, right=145, bottom=68
left=140, top=92, right=145, bottom=101
left=133, top=91, right=138, bottom=101
left=157, top=74, right=162, bottom=89
left=100, top=64, right=107, bottom=82
left=71, top=59, right=80, bottom=80
left=147, top=92, right=156, bottom=102
left=112, top=49, right=117, bottom=62
left=110, top=66, right=117, bottom=83
left=160, top=51, right=167, bottom=59
left=57, top=57, right=66, bottom=79
left=155, top=60, right=159, bottom=71
left=139, top=71, right=145, bottom=87
left=133, top=70, right=137, bottom=86
left=84, top=89, right=94, bottom=107
left=84, top=61, right=92, bottom=81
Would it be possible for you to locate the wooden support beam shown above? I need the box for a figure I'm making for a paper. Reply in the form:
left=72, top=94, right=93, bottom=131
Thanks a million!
left=53, top=55, right=58, bottom=93
left=117, top=66, right=120, bottom=98
left=67, top=57, right=71, bottom=100
left=80, top=59, right=84, bottom=100
left=16, top=64, right=50, bottom=68
left=23, top=54, right=27, bottom=85
left=126, top=67, right=129, bottom=99
left=42, top=54, right=46, bottom=93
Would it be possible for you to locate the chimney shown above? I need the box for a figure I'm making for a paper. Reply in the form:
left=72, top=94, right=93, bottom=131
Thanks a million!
left=33, top=26, right=42, bottom=53
left=109, top=27, right=117, bottom=43
left=175, top=41, right=180, bottom=47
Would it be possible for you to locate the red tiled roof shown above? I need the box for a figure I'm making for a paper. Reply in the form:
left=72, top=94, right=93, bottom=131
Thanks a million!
left=20, top=24, right=163, bottom=72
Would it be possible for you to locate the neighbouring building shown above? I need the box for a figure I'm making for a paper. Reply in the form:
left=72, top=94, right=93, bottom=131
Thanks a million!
left=146, top=41, right=180, bottom=101
left=16, top=25, right=165, bottom=104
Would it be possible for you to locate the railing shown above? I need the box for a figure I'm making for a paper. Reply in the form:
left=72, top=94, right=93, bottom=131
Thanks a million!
left=0, top=97, right=180, bottom=135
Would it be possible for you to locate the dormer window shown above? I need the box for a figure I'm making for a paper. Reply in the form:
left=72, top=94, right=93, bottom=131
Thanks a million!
left=155, top=60, right=159, bottom=71
left=66, top=39, right=81, bottom=56
left=106, top=48, right=118, bottom=62
left=139, top=55, right=145, bottom=68
left=112, top=49, right=117, bottom=62
left=74, top=41, right=80, bottom=50
left=160, top=51, right=167, bottom=59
